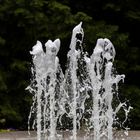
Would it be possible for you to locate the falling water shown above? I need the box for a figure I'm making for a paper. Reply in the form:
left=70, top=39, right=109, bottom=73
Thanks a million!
left=64, top=22, right=91, bottom=140
left=26, top=39, right=66, bottom=140
left=26, top=22, right=132, bottom=140
left=89, top=38, right=121, bottom=140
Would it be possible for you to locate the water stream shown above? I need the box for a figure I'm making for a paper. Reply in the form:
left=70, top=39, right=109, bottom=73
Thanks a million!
left=26, top=22, right=132, bottom=140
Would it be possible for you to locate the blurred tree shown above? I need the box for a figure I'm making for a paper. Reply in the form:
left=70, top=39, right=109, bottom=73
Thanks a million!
left=0, top=0, right=139, bottom=129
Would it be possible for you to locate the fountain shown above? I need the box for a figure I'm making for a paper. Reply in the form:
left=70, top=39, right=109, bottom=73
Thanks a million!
left=88, top=38, right=128, bottom=140
left=27, top=39, right=66, bottom=140
left=26, top=22, right=132, bottom=140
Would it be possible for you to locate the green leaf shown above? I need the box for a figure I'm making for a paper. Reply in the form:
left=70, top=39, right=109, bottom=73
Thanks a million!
left=0, top=37, right=5, bottom=45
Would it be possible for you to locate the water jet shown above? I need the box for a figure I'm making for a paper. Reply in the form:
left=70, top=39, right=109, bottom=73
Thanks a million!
left=27, top=22, right=132, bottom=140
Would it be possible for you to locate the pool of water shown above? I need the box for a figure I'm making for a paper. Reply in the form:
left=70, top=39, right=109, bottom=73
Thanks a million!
left=0, top=131, right=140, bottom=140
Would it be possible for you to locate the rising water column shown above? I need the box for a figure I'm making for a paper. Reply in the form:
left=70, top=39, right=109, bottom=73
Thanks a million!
left=69, top=22, right=84, bottom=140
left=29, top=41, right=45, bottom=140
left=65, top=22, right=86, bottom=140
left=89, top=38, right=126, bottom=140
left=28, top=39, right=64, bottom=140
left=89, top=39, right=105, bottom=140
left=44, top=39, right=61, bottom=140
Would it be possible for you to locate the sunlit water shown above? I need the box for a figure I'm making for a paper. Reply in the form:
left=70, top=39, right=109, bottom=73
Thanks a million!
left=26, top=22, right=132, bottom=140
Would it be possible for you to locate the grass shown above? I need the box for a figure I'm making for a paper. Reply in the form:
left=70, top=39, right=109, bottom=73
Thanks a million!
left=0, top=129, right=15, bottom=133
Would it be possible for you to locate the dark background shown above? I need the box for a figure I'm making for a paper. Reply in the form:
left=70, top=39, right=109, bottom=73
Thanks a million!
left=0, top=0, right=140, bottom=130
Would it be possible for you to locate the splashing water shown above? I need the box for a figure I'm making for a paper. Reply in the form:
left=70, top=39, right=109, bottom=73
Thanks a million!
left=26, top=22, right=132, bottom=140
left=88, top=38, right=128, bottom=140
left=64, top=22, right=91, bottom=140
left=26, top=39, right=66, bottom=140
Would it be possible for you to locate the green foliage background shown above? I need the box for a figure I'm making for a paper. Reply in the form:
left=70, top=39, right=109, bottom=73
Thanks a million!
left=0, top=0, right=139, bottom=130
